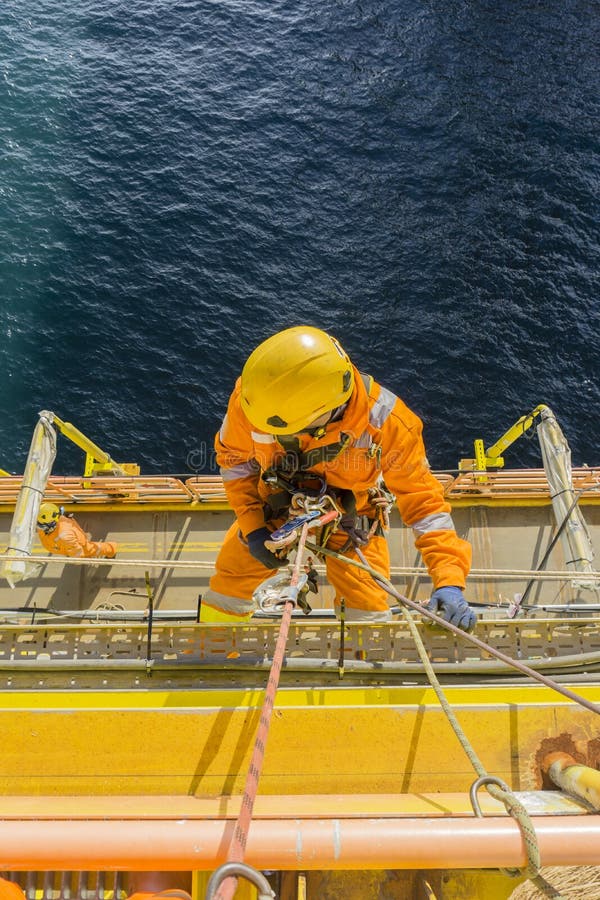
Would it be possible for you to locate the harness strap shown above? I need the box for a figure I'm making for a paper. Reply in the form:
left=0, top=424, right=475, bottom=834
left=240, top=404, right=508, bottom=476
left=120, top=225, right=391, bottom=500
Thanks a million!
left=262, top=372, right=393, bottom=528
left=273, top=372, right=375, bottom=472
left=276, top=432, right=353, bottom=470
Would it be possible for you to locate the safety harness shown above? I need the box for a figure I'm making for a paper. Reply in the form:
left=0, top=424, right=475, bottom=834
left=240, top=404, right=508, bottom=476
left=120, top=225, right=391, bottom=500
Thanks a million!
left=260, top=373, right=392, bottom=549
left=266, top=372, right=376, bottom=473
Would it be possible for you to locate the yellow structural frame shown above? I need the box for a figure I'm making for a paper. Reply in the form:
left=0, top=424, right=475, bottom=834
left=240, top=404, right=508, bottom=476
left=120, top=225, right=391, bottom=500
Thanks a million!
left=50, top=413, right=140, bottom=476
left=0, top=682, right=598, bottom=798
left=470, top=404, right=548, bottom=472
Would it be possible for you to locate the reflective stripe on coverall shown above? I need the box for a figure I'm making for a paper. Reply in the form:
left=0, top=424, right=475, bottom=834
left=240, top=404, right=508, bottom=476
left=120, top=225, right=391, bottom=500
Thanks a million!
left=37, top=516, right=117, bottom=559
left=203, top=366, right=471, bottom=622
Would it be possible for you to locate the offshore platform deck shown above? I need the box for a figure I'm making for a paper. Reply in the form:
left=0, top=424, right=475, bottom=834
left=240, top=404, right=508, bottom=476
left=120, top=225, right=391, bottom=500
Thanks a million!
left=0, top=408, right=599, bottom=898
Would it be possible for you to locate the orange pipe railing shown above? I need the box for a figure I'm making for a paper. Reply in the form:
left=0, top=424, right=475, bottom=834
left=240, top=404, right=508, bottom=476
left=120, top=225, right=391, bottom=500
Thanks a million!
left=1, top=469, right=599, bottom=508
left=0, top=816, right=598, bottom=870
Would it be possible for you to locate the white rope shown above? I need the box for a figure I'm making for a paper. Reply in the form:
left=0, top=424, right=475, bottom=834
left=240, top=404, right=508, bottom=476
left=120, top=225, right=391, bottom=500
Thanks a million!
left=0, top=552, right=599, bottom=582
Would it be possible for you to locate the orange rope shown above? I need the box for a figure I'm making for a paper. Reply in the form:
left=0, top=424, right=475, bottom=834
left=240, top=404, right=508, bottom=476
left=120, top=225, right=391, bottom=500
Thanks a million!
left=213, top=520, right=313, bottom=900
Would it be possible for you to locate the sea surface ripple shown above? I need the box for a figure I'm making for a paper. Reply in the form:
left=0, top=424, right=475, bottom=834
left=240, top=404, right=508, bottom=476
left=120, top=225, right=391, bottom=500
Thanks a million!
left=1, top=0, right=599, bottom=475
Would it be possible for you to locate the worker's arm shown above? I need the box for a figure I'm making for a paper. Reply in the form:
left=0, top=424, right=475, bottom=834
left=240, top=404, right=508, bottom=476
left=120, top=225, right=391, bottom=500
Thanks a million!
left=54, top=519, right=86, bottom=558
left=214, top=379, right=268, bottom=538
left=379, top=398, right=471, bottom=590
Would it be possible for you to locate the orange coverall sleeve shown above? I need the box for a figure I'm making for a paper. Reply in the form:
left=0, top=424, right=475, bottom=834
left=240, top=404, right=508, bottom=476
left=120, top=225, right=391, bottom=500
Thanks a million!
left=55, top=518, right=92, bottom=558
left=214, top=380, right=266, bottom=538
left=379, top=399, right=471, bottom=590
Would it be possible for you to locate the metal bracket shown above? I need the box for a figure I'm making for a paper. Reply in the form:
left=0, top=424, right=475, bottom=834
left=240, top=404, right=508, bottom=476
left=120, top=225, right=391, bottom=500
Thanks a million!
left=469, top=774, right=511, bottom=818
left=204, top=858, right=276, bottom=899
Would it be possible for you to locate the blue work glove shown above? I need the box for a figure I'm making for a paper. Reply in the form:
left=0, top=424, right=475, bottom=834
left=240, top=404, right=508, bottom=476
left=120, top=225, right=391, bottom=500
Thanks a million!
left=426, top=587, right=477, bottom=633
left=246, top=527, right=288, bottom=570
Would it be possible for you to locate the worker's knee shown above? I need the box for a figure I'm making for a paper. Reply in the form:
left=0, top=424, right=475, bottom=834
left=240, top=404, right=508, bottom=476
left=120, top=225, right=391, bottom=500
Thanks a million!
left=334, top=602, right=393, bottom=622
left=200, top=589, right=255, bottom=623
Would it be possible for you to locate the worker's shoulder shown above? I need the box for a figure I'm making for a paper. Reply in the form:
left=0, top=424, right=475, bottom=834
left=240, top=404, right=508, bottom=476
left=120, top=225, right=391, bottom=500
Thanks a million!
left=367, top=377, right=423, bottom=434
left=217, top=379, right=254, bottom=434
left=58, top=514, right=78, bottom=528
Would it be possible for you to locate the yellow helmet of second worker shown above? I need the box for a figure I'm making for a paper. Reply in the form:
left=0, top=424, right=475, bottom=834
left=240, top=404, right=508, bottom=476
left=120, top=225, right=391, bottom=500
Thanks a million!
left=240, top=326, right=354, bottom=434
left=37, top=502, right=60, bottom=528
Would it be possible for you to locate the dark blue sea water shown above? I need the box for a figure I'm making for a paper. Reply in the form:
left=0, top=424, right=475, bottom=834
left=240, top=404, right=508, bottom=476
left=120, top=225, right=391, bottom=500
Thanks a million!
left=1, top=0, right=599, bottom=477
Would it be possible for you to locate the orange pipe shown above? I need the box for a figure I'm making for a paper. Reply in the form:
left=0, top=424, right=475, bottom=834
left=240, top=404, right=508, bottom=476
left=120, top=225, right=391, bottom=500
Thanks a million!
left=0, top=817, right=598, bottom=870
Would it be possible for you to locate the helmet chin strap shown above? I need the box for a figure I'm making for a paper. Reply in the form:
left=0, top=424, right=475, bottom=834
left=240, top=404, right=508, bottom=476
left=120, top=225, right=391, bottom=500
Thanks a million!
left=38, top=521, right=58, bottom=534
left=302, top=402, right=348, bottom=439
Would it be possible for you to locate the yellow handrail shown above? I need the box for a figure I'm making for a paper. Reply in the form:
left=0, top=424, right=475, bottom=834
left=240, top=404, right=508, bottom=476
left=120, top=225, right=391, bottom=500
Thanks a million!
left=47, top=412, right=139, bottom=476
left=461, top=404, right=549, bottom=472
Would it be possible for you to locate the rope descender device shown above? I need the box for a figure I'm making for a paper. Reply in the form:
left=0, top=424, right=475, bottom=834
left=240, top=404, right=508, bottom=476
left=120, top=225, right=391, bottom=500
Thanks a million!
left=264, top=491, right=341, bottom=552
left=254, top=494, right=340, bottom=615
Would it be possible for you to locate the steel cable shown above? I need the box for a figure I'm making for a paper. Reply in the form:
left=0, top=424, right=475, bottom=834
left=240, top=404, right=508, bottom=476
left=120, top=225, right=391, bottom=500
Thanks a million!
left=1, top=551, right=599, bottom=582
left=306, top=541, right=600, bottom=716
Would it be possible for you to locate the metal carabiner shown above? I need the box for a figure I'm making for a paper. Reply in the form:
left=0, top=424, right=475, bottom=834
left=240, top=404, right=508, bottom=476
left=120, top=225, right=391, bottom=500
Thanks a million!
left=253, top=571, right=309, bottom=613
left=205, top=861, right=276, bottom=899
left=469, top=774, right=511, bottom=817
left=290, top=477, right=328, bottom=513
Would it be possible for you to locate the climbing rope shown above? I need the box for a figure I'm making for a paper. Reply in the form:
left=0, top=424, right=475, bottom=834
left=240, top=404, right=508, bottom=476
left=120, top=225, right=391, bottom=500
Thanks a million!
left=209, top=515, right=331, bottom=900
left=353, top=545, right=568, bottom=898
left=304, top=541, right=600, bottom=898
left=401, top=600, right=557, bottom=894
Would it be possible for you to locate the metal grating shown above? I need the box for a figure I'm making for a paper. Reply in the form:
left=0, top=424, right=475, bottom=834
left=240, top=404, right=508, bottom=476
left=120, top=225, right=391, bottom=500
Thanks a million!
left=0, top=619, right=599, bottom=669
left=4, top=871, right=127, bottom=899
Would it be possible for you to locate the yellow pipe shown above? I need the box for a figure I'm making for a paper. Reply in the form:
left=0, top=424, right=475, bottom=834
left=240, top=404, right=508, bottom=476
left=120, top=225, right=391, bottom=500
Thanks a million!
left=52, top=415, right=111, bottom=464
left=470, top=405, right=550, bottom=473
left=544, top=752, right=600, bottom=811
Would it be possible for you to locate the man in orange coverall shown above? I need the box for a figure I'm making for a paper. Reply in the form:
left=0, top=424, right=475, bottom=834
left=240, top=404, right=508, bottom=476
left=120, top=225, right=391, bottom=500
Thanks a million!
left=36, top=503, right=117, bottom=559
left=201, top=325, right=475, bottom=630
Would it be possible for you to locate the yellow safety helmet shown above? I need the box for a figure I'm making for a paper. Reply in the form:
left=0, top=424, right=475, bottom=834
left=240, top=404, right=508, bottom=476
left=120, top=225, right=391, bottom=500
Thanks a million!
left=37, top=502, right=60, bottom=529
left=240, top=326, right=354, bottom=434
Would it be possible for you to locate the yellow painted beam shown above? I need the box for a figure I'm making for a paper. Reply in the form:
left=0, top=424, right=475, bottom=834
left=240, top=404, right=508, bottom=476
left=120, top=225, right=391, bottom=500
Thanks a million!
left=1, top=499, right=598, bottom=516
left=0, top=503, right=233, bottom=515
left=0, top=683, right=598, bottom=709
left=0, top=686, right=597, bottom=797
left=0, top=791, right=588, bottom=820
left=0, top=683, right=598, bottom=714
